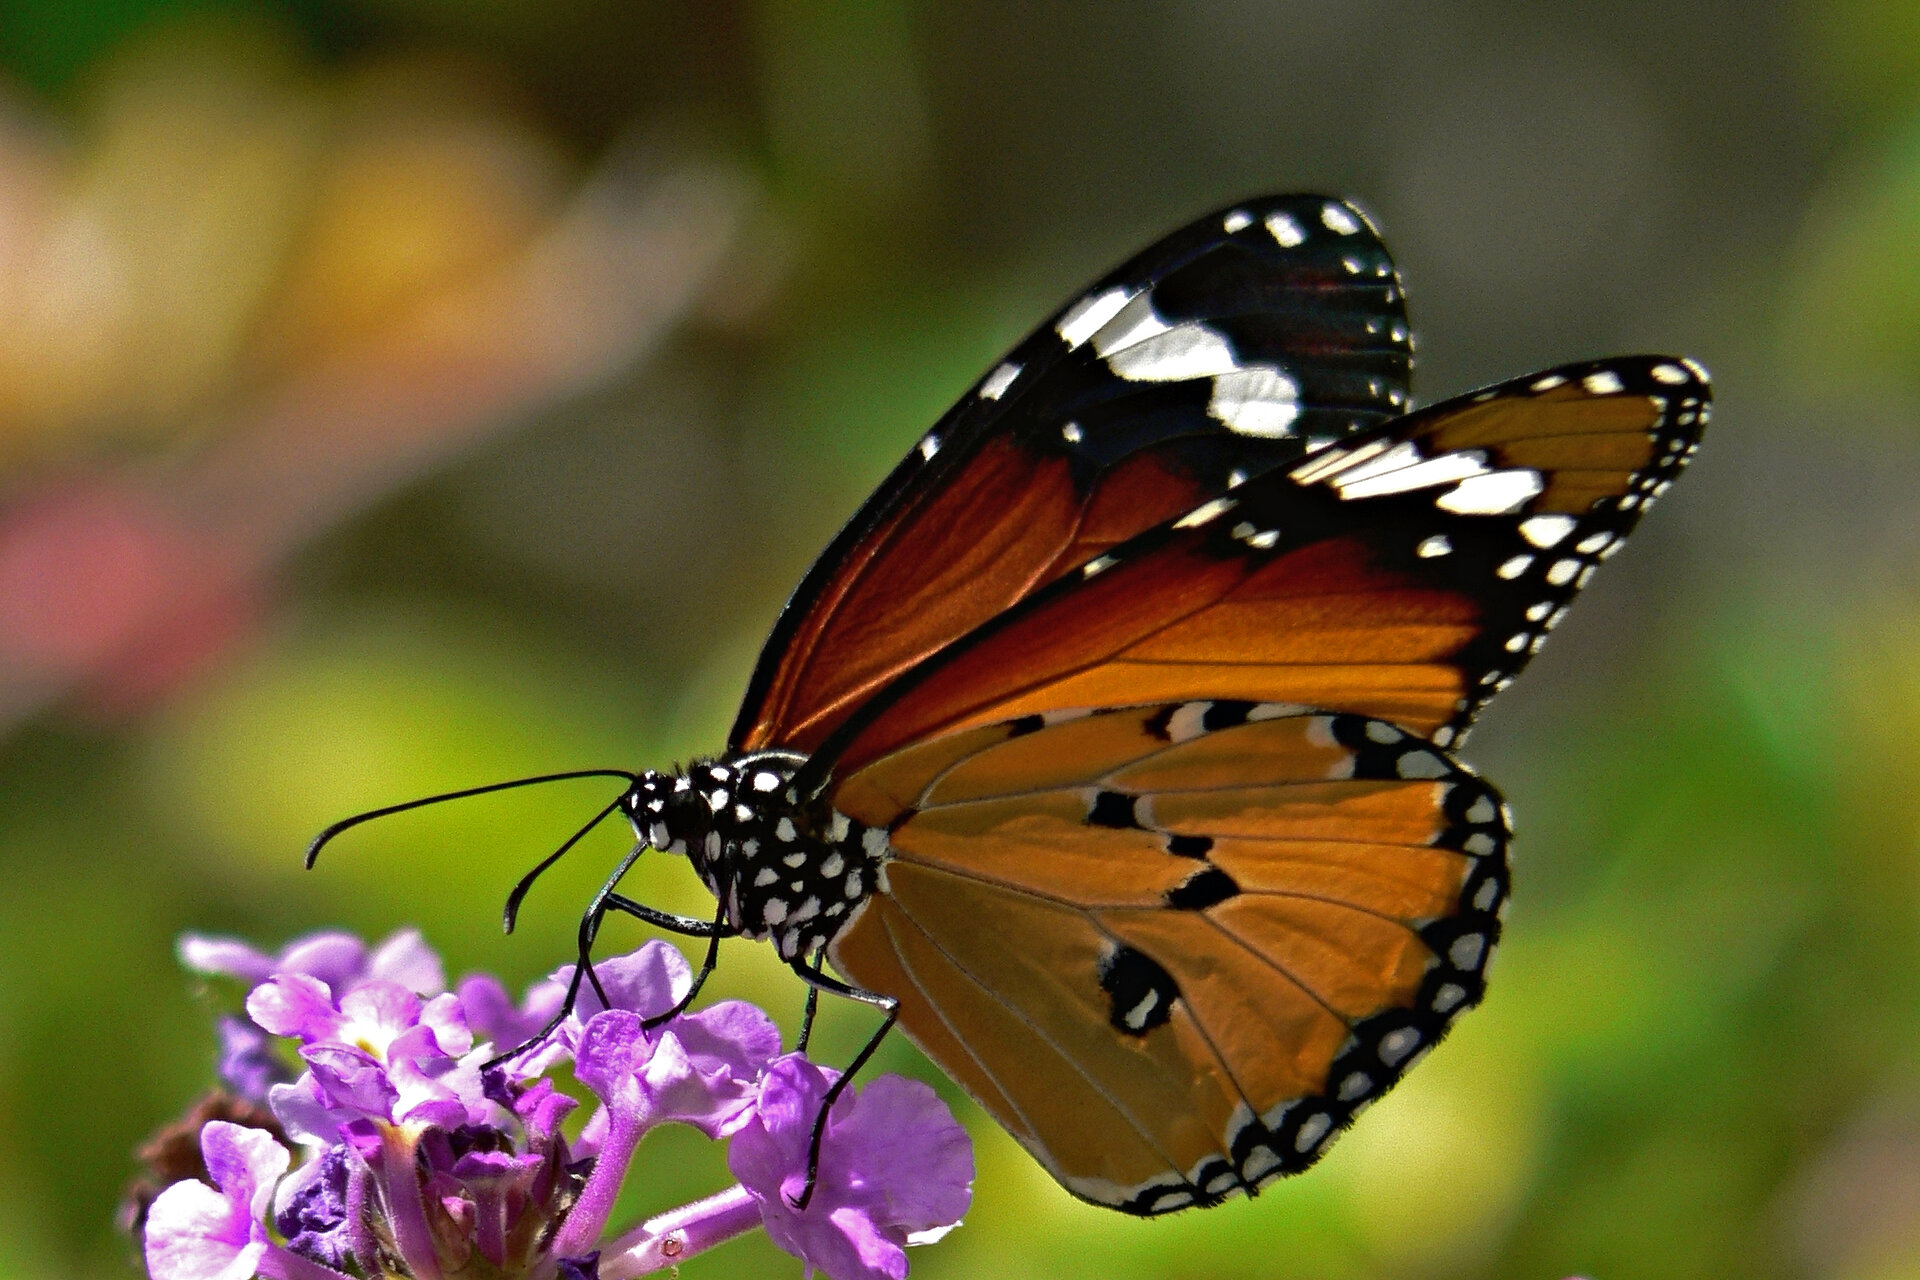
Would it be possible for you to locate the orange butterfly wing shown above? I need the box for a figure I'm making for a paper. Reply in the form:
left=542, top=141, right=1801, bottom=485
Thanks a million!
left=731, top=195, right=1413, bottom=755
left=826, top=705, right=1508, bottom=1212
left=807, top=355, right=1709, bottom=786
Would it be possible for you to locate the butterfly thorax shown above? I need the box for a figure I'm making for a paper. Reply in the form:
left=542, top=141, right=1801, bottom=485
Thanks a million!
left=619, top=753, right=890, bottom=961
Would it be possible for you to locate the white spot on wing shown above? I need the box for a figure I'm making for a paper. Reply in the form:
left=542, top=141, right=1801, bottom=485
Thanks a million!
left=1209, top=366, right=1300, bottom=437
left=1584, top=370, right=1625, bottom=394
left=1173, top=497, right=1238, bottom=529
left=1651, top=362, right=1689, bottom=385
left=1223, top=210, right=1253, bottom=233
left=1056, top=287, right=1133, bottom=349
left=1104, top=323, right=1241, bottom=381
left=1519, top=514, right=1578, bottom=547
left=1435, top=468, right=1545, bottom=515
left=979, top=361, right=1021, bottom=400
left=918, top=434, right=940, bottom=460
left=1321, top=202, right=1362, bottom=235
left=1266, top=211, right=1305, bottom=246
left=1531, top=374, right=1567, bottom=391
left=1416, top=535, right=1451, bottom=558
left=1337, top=450, right=1493, bottom=500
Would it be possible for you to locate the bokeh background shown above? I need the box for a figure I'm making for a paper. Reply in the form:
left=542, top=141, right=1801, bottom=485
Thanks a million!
left=0, top=2, right=1915, bottom=1278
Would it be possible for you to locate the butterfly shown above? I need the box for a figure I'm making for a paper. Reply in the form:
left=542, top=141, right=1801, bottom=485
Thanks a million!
left=313, top=194, right=1708, bottom=1215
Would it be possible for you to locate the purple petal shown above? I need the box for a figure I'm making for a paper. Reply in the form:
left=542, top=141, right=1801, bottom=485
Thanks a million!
left=201, top=1121, right=291, bottom=1224
left=268, top=1075, right=351, bottom=1147
left=418, top=993, right=474, bottom=1057
left=143, top=1180, right=266, bottom=1280
left=273, top=1146, right=356, bottom=1271
left=178, top=935, right=278, bottom=987
left=246, top=975, right=342, bottom=1043
left=304, top=1046, right=401, bottom=1121
left=365, top=928, right=446, bottom=994
left=572, top=1011, right=652, bottom=1103
left=730, top=1060, right=972, bottom=1280
left=271, top=934, right=373, bottom=991
left=215, top=1018, right=285, bottom=1103
left=831, top=1075, right=973, bottom=1231
left=559, top=941, right=691, bottom=1023
left=336, top=982, right=424, bottom=1048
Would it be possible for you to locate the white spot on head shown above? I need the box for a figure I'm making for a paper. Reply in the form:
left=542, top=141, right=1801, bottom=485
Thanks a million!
left=754, top=867, right=778, bottom=887
left=1651, top=362, right=1689, bottom=385
left=1416, top=534, right=1451, bottom=558
left=763, top=899, right=789, bottom=927
left=979, top=362, right=1021, bottom=400
left=1321, top=202, right=1362, bottom=235
left=752, top=771, right=780, bottom=793
left=776, top=818, right=798, bottom=842
left=1519, top=514, right=1578, bottom=548
left=845, top=870, right=864, bottom=898
left=704, top=830, right=721, bottom=858
left=1584, top=370, right=1625, bottom=394
left=1174, top=497, right=1239, bottom=529
left=1056, top=287, right=1133, bottom=349
left=1266, top=211, right=1305, bottom=246
left=1436, top=468, right=1545, bottom=515
left=1223, top=210, right=1253, bottom=233
left=1209, top=367, right=1300, bottom=437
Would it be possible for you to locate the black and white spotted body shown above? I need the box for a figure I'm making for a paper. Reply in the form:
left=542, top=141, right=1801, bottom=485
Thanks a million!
left=620, top=753, right=889, bottom=961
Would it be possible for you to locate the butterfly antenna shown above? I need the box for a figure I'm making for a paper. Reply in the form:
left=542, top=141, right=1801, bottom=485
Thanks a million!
left=304, top=769, right=639, bottom=869
left=502, top=793, right=631, bottom=933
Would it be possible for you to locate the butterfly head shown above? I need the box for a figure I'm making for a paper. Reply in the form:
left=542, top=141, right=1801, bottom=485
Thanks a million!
left=620, top=750, right=889, bottom=960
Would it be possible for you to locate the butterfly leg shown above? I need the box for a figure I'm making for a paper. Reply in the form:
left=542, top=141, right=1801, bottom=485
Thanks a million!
left=785, top=959, right=900, bottom=1209
left=794, top=946, right=824, bottom=1053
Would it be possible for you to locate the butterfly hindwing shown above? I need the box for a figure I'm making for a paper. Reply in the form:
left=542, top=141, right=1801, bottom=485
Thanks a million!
left=826, top=704, right=1509, bottom=1213
left=732, top=195, right=1414, bottom=756
left=809, top=355, right=1709, bottom=782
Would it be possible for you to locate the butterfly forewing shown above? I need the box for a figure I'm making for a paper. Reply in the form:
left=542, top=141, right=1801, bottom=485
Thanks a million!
left=808, top=354, right=1709, bottom=782
left=731, top=195, right=1414, bottom=756
left=827, top=704, right=1509, bottom=1213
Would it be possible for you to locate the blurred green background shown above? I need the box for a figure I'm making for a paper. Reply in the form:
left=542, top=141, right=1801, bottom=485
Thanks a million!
left=0, top=2, right=1914, bottom=1278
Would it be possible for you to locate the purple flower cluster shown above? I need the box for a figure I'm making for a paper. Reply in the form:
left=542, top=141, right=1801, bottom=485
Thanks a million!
left=139, top=928, right=972, bottom=1280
